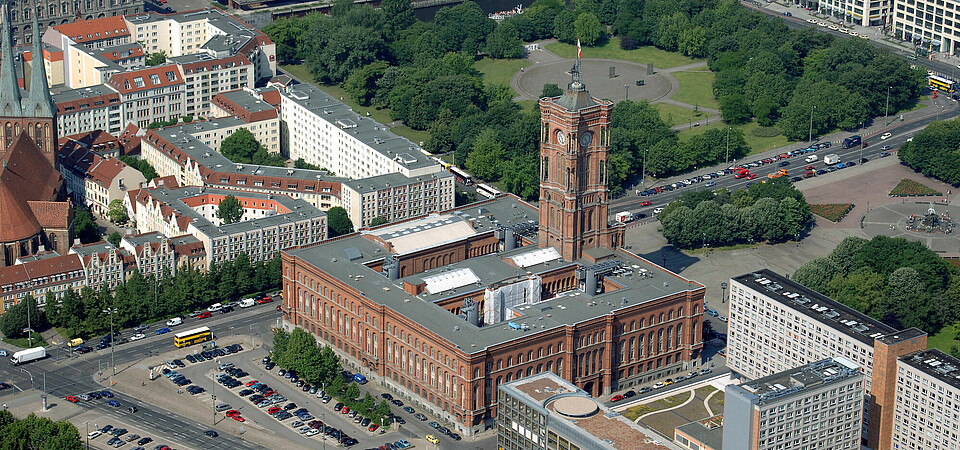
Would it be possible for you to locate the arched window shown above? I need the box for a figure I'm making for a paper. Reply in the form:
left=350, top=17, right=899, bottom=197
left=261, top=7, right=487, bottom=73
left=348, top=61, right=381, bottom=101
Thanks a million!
left=676, top=323, right=683, bottom=347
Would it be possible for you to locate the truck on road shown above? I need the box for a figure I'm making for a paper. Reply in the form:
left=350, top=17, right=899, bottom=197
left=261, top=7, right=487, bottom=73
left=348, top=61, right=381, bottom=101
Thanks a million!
left=842, top=135, right=862, bottom=149
left=11, top=347, right=45, bottom=365
left=824, top=154, right=841, bottom=165
left=615, top=211, right=634, bottom=223
left=239, top=298, right=255, bottom=308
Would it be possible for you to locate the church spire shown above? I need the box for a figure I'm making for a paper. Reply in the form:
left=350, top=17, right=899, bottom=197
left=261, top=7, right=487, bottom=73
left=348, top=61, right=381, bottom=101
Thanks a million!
left=0, top=3, right=23, bottom=117
left=27, top=15, right=53, bottom=118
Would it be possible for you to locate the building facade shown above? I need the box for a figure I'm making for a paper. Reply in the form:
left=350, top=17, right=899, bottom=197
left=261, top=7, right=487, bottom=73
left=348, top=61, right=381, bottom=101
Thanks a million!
left=54, top=85, right=124, bottom=136
left=340, top=171, right=455, bottom=228
left=107, top=65, right=185, bottom=129
left=58, top=145, right=146, bottom=218
left=722, top=357, right=865, bottom=450
left=497, top=371, right=678, bottom=450
left=892, top=0, right=960, bottom=55
left=893, top=349, right=960, bottom=450
left=0, top=252, right=85, bottom=312
left=3, top=0, right=142, bottom=46
left=173, top=53, right=253, bottom=118
left=727, top=269, right=928, bottom=449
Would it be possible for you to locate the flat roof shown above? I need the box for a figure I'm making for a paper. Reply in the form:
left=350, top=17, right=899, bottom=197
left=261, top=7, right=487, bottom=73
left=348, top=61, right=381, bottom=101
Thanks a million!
left=137, top=185, right=325, bottom=236
left=900, top=349, right=960, bottom=392
left=52, top=84, right=120, bottom=103
left=282, top=86, right=436, bottom=171
left=373, top=212, right=477, bottom=254
left=342, top=171, right=453, bottom=196
left=286, top=195, right=703, bottom=353
left=501, top=372, right=678, bottom=450
left=736, top=357, right=862, bottom=404
left=675, top=416, right=723, bottom=450
left=213, top=89, right=278, bottom=114
left=733, top=269, right=926, bottom=346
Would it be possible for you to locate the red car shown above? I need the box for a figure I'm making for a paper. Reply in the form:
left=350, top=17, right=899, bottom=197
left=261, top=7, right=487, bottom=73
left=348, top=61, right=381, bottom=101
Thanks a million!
left=225, top=410, right=240, bottom=417
left=735, top=172, right=749, bottom=179
left=197, top=311, right=212, bottom=319
left=368, top=423, right=379, bottom=432
left=341, top=407, right=350, bottom=414
left=777, top=153, right=789, bottom=159
left=761, top=158, right=773, bottom=164
left=245, top=380, right=259, bottom=387
left=610, top=394, right=624, bottom=402
left=746, top=173, right=758, bottom=180
left=639, top=201, right=652, bottom=207
left=256, top=297, right=273, bottom=304
left=65, top=395, right=79, bottom=403
left=231, top=415, right=245, bottom=422
left=267, top=407, right=281, bottom=414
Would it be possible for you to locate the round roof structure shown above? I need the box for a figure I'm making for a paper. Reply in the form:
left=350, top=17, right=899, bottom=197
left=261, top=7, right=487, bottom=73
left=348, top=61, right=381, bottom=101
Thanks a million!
left=553, top=396, right=599, bottom=418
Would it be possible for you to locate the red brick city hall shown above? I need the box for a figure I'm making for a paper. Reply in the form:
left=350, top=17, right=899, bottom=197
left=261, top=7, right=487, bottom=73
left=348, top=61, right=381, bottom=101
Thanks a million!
left=279, top=75, right=706, bottom=436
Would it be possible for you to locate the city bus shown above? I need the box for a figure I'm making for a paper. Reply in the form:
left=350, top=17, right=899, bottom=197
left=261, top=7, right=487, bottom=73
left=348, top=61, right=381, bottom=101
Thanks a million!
left=928, top=75, right=956, bottom=93
left=449, top=166, right=474, bottom=186
left=476, top=183, right=501, bottom=199
left=174, top=326, right=213, bottom=348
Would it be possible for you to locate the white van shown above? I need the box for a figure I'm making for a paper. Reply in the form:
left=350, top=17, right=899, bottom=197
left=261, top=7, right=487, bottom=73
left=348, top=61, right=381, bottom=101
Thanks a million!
left=239, top=298, right=255, bottom=308
left=805, top=155, right=818, bottom=163
left=166, top=317, right=183, bottom=326
left=207, top=303, right=223, bottom=312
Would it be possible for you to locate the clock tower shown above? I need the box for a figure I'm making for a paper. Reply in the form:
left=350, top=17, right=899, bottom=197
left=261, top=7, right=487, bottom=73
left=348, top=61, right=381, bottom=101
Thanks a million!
left=538, top=62, right=623, bottom=261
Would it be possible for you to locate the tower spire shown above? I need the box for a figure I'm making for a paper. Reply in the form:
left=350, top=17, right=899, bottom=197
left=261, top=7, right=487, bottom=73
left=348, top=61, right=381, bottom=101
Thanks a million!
left=27, top=15, right=53, bottom=118
left=0, top=3, right=23, bottom=117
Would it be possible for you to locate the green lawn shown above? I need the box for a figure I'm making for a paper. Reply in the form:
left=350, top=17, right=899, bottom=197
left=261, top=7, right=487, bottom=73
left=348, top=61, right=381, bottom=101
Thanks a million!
left=475, top=57, right=530, bottom=87
left=3, top=331, right=46, bottom=349
left=545, top=38, right=700, bottom=69
left=279, top=64, right=430, bottom=145
left=678, top=120, right=795, bottom=156
left=929, top=323, right=960, bottom=353
left=672, top=71, right=719, bottom=110
left=654, top=102, right=706, bottom=127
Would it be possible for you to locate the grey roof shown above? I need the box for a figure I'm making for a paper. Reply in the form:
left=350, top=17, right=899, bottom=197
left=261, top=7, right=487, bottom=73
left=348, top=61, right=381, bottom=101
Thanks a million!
left=71, top=241, right=118, bottom=257
left=17, top=251, right=63, bottom=263
left=734, top=357, right=862, bottom=405
left=552, top=83, right=598, bottom=111
left=214, top=88, right=278, bottom=114
left=26, top=15, right=54, bottom=118
left=675, top=418, right=724, bottom=450
left=140, top=185, right=325, bottom=237
left=733, top=269, right=926, bottom=346
left=52, top=84, right=120, bottom=103
left=149, top=119, right=348, bottom=184
left=282, top=87, right=437, bottom=172
left=900, top=349, right=960, bottom=392
left=285, top=195, right=704, bottom=353
left=100, top=42, right=143, bottom=56
left=124, top=9, right=260, bottom=55
left=341, top=171, right=453, bottom=195
left=0, top=4, right=23, bottom=116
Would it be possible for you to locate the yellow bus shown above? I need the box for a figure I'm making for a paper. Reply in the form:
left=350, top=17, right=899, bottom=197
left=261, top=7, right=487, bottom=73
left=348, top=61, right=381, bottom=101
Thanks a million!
left=174, top=326, right=212, bottom=348
left=928, top=75, right=956, bottom=93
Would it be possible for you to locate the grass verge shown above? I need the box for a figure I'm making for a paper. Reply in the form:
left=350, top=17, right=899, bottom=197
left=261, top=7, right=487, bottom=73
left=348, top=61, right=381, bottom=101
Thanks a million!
left=474, top=57, right=530, bottom=87
left=685, top=242, right=756, bottom=254
left=671, top=71, right=719, bottom=110
left=545, top=38, right=700, bottom=69
left=622, top=404, right=654, bottom=421
left=929, top=323, right=960, bottom=353
left=3, top=331, right=47, bottom=349
left=654, top=102, right=705, bottom=127
left=677, top=121, right=795, bottom=156
left=279, top=64, right=430, bottom=145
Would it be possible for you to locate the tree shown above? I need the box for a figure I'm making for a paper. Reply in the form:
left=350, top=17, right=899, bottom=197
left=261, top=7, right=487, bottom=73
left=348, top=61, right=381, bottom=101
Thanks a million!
left=294, top=158, right=326, bottom=171
left=465, top=129, right=506, bottom=181
left=368, top=216, right=389, bottom=227
left=273, top=330, right=291, bottom=367
left=0, top=412, right=82, bottom=449
left=73, top=209, right=100, bottom=244
left=220, top=128, right=261, bottom=163
left=108, top=199, right=128, bottom=224
left=145, top=50, right=167, bottom=66
left=573, top=12, right=604, bottom=46
left=216, top=195, right=244, bottom=225
left=118, top=156, right=158, bottom=181
left=719, top=94, right=751, bottom=125
left=486, top=22, right=524, bottom=59
left=327, top=206, right=354, bottom=237
left=1, top=294, right=45, bottom=338
left=107, top=231, right=122, bottom=247
left=541, top=83, right=563, bottom=98
left=344, top=61, right=390, bottom=106
left=792, top=257, right=840, bottom=294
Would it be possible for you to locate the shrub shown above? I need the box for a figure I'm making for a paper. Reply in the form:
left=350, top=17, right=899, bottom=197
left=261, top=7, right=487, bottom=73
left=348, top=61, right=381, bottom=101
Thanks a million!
left=890, top=178, right=942, bottom=196
left=811, top=203, right=855, bottom=222
left=751, top=126, right=782, bottom=138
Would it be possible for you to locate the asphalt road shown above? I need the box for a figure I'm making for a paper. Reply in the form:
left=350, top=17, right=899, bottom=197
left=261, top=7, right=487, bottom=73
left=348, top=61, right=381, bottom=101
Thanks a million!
left=609, top=101, right=960, bottom=219
left=0, top=303, right=281, bottom=450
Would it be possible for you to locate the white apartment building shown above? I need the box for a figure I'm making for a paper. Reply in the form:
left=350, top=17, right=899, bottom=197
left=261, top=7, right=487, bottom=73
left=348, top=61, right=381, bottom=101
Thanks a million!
left=108, top=65, right=184, bottom=129
left=119, top=231, right=205, bottom=278
left=69, top=241, right=129, bottom=291
left=126, top=185, right=327, bottom=267
left=340, top=171, right=455, bottom=228
left=0, top=252, right=86, bottom=312
left=280, top=87, right=441, bottom=180
left=894, top=349, right=960, bottom=450
left=723, top=357, right=865, bottom=450
left=893, top=0, right=960, bottom=55
left=728, top=269, right=928, bottom=450
left=54, top=84, right=124, bottom=137
left=58, top=145, right=146, bottom=218
left=173, top=53, right=253, bottom=117
left=123, top=9, right=275, bottom=83
left=818, top=0, right=892, bottom=27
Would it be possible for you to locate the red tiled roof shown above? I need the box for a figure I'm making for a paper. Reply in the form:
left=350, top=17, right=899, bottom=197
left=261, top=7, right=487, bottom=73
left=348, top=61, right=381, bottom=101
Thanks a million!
left=259, top=88, right=281, bottom=106
left=0, top=132, right=65, bottom=242
left=58, top=130, right=120, bottom=151
left=56, top=91, right=121, bottom=115
left=27, top=201, right=73, bottom=229
left=119, top=123, right=142, bottom=156
left=210, top=90, right=278, bottom=123
left=178, top=54, right=251, bottom=75
left=149, top=175, right=179, bottom=189
left=0, top=253, right=84, bottom=290
left=87, top=157, right=128, bottom=188
left=108, top=66, right=184, bottom=95
left=53, top=16, right=130, bottom=44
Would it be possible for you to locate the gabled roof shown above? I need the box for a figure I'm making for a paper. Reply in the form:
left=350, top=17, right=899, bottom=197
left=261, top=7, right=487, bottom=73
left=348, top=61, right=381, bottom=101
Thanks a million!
left=52, top=16, right=130, bottom=46
left=108, top=65, right=184, bottom=95
left=27, top=201, right=72, bottom=229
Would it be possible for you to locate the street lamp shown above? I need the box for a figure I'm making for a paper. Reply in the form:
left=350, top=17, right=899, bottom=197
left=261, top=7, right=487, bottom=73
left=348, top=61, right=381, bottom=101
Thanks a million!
left=796, top=233, right=801, bottom=247
left=102, top=307, right=117, bottom=385
left=641, top=148, right=648, bottom=185
left=725, top=127, right=731, bottom=165
left=624, top=84, right=629, bottom=101
left=885, top=86, right=892, bottom=125
left=702, top=233, right=707, bottom=255
left=808, top=104, right=816, bottom=142
left=720, top=282, right=727, bottom=304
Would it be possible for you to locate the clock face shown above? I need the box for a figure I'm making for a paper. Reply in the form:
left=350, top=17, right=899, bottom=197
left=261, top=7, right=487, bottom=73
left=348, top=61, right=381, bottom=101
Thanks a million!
left=580, top=132, right=593, bottom=148
left=556, top=130, right=566, bottom=145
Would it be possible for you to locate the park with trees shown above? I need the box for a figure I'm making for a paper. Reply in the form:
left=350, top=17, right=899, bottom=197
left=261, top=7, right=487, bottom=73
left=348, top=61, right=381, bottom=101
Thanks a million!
left=897, top=116, right=960, bottom=186
left=263, top=0, right=923, bottom=201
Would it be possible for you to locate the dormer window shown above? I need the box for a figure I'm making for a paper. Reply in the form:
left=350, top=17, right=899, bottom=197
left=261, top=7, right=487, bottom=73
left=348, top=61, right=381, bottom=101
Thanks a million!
left=133, top=77, right=144, bottom=88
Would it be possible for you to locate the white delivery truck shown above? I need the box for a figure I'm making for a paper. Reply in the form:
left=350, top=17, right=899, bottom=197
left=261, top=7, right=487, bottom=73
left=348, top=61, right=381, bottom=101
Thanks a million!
left=823, top=154, right=840, bottom=164
left=805, top=154, right=818, bottom=163
left=239, top=298, right=255, bottom=308
left=166, top=317, right=183, bottom=326
left=11, top=347, right=45, bottom=365
left=615, top=211, right=634, bottom=223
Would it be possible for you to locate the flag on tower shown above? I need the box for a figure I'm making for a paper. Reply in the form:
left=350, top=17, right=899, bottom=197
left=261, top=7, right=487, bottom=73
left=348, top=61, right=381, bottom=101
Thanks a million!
left=577, top=39, right=582, bottom=60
